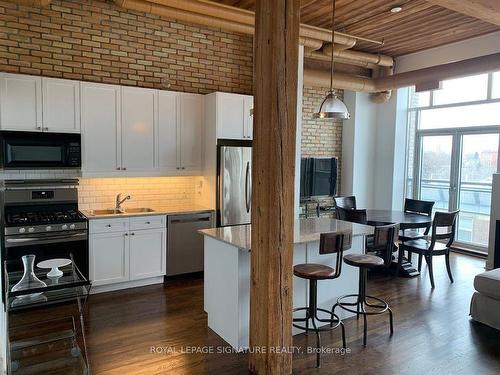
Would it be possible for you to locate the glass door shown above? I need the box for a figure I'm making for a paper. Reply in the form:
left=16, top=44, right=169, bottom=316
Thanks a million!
left=416, top=134, right=454, bottom=212
left=456, top=133, right=499, bottom=248
left=415, top=131, right=500, bottom=251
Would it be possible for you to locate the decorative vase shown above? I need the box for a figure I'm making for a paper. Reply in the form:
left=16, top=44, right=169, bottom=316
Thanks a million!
left=11, top=255, right=47, bottom=298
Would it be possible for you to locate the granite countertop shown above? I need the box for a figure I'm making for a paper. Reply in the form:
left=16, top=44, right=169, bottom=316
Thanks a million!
left=199, top=217, right=374, bottom=251
left=81, top=204, right=213, bottom=220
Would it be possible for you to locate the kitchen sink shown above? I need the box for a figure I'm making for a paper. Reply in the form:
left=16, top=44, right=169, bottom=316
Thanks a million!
left=122, top=208, right=155, bottom=213
left=88, top=209, right=124, bottom=216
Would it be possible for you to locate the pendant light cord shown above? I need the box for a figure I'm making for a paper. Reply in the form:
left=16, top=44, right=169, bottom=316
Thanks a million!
left=330, top=0, right=336, bottom=93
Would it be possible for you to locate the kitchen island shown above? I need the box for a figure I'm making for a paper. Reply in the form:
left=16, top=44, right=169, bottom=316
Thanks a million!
left=200, top=218, right=374, bottom=349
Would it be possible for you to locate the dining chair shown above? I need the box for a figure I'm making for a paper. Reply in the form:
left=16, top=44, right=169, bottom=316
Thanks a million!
left=401, top=198, right=435, bottom=267
left=335, top=207, right=367, bottom=224
left=398, top=210, right=459, bottom=288
left=366, top=223, right=400, bottom=268
left=334, top=196, right=357, bottom=210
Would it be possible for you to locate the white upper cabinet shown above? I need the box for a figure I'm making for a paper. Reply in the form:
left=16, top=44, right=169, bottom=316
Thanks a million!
left=216, top=92, right=245, bottom=139
left=158, top=91, right=179, bottom=172
left=158, top=91, right=203, bottom=174
left=42, top=77, right=80, bottom=133
left=0, top=73, right=42, bottom=131
left=243, top=95, right=254, bottom=139
left=0, top=72, right=206, bottom=176
left=179, top=93, right=203, bottom=171
left=81, top=82, right=121, bottom=173
left=214, top=92, right=253, bottom=140
left=121, top=86, right=157, bottom=172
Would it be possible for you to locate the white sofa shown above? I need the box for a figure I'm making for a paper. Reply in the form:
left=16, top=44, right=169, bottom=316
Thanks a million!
left=470, top=268, right=500, bottom=330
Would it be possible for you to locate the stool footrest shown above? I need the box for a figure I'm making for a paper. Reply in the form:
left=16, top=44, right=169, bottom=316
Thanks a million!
left=293, top=308, right=343, bottom=331
left=334, top=294, right=390, bottom=315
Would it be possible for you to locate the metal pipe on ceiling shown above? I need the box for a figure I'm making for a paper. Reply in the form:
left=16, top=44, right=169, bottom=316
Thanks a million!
left=113, top=0, right=395, bottom=70
left=304, top=52, right=500, bottom=95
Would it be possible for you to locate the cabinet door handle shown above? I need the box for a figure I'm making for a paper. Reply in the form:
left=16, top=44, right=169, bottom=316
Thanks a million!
left=43, top=127, right=49, bottom=131
left=131, top=232, right=135, bottom=236
left=106, top=224, right=112, bottom=228
left=145, top=221, right=151, bottom=224
left=122, top=167, right=127, bottom=171
left=125, top=233, right=129, bottom=236
left=36, top=126, right=42, bottom=130
left=116, top=167, right=121, bottom=170
left=181, top=167, right=185, bottom=170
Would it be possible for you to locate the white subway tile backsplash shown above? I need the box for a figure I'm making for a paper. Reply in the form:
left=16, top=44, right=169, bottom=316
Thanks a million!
left=77, top=176, right=202, bottom=210
left=0, top=171, right=203, bottom=210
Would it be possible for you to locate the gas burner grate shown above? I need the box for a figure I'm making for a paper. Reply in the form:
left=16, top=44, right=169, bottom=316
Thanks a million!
left=6, top=210, right=86, bottom=226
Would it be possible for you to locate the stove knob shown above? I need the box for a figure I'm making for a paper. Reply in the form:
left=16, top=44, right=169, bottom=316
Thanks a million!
left=62, top=224, right=68, bottom=230
left=45, top=226, right=52, bottom=232
left=18, top=227, right=26, bottom=234
left=69, top=224, right=76, bottom=230
left=28, top=227, right=35, bottom=233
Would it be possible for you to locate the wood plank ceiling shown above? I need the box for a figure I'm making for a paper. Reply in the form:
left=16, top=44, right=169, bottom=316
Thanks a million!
left=213, top=0, right=500, bottom=57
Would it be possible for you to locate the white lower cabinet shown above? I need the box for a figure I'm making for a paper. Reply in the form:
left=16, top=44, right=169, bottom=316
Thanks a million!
left=90, top=231, right=130, bottom=286
left=89, top=215, right=167, bottom=289
left=129, top=228, right=166, bottom=280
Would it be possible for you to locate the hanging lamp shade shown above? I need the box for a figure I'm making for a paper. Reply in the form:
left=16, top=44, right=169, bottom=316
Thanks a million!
left=312, top=0, right=350, bottom=121
left=313, top=90, right=350, bottom=119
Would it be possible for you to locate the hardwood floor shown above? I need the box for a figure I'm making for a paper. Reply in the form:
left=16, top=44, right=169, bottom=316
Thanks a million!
left=73, top=254, right=500, bottom=374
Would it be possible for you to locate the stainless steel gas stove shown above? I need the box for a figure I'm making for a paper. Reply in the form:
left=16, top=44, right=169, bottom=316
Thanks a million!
left=1, top=179, right=89, bottom=278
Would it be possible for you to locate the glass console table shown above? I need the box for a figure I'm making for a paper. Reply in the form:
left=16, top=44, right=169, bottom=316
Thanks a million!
left=4, top=256, right=91, bottom=375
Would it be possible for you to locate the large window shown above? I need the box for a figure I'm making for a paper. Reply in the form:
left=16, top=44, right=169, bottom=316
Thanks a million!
left=405, top=72, right=500, bottom=251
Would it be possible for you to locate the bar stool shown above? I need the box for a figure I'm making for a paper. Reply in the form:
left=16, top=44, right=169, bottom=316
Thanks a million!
left=292, top=232, right=350, bottom=368
left=332, top=224, right=397, bottom=346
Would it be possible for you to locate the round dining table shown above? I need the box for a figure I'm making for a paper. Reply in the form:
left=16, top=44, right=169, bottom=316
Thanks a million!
left=364, top=209, right=432, bottom=230
left=364, top=209, right=432, bottom=277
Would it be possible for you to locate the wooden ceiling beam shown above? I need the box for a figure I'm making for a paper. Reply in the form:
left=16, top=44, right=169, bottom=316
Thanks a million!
left=426, top=0, right=500, bottom=26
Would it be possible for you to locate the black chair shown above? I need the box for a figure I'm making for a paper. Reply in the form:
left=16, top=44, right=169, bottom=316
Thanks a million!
left=401, top=198, right=434, bottom=266
left=398, top=210, right=459, bottom=288
left=293, top=232, right=350, bottom=368
left=334, top=196, right=357, bottom=210
left=332, top=224, right=397, bottom=346
left=335, top=207, right=367, bottom=224
left=367, top=223, right=400, bottom=268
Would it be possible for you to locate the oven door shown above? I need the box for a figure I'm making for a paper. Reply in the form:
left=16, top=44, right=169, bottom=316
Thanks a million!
left=0, top=131, right=81, bottom=169
left=4, top=230, right=89, bottom=278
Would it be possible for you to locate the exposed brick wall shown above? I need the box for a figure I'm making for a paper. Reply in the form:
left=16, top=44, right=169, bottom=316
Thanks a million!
left=0, top=0, right=253, bottom=94
left=0, top=0, right=344, bottom=203
left=302, top=85, right=343, bottom=197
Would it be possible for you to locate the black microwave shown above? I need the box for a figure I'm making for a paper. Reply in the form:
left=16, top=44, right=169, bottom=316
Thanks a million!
left=0, top=131, right=81, bottom=169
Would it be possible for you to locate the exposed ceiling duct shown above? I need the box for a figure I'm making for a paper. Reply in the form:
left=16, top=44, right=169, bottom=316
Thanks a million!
left=4, top=0, right=51, bottom=5
left=113, top=0, right=396, bottom=102
left=13, top=0, right=500, bottom=104
left=304, top=52, right=500, bottom=94
left=113, top=0, right=393, bottom=69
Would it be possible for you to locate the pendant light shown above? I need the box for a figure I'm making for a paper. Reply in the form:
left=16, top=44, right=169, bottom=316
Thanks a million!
left=312, top=0, right=350, bottom=120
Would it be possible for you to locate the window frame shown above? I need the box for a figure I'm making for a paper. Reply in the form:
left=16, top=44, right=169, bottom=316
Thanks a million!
left=404, top=72, right=500, bottom=252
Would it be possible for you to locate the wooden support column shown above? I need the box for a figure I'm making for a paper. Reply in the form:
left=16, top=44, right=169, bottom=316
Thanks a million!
left=249, top=0, right=300, bottom=374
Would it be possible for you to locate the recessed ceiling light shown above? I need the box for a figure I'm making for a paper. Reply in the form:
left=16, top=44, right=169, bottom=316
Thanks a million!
left=390, top=6, right=403, bottom=13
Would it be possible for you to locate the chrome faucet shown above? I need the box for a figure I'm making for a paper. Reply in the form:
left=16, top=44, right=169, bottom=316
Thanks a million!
left=115, top=193, right=131, bottom=210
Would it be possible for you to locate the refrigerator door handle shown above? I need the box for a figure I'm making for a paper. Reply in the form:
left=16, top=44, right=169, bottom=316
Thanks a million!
left=245, top=161, right=250, bottom=213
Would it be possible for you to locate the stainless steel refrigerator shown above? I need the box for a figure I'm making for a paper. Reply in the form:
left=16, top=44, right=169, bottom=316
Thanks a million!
left=217, top=141, right=252, bottom=227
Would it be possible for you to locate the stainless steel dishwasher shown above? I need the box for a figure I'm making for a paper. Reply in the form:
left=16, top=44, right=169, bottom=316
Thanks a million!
left=167, top=212, right=214, bottom=276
